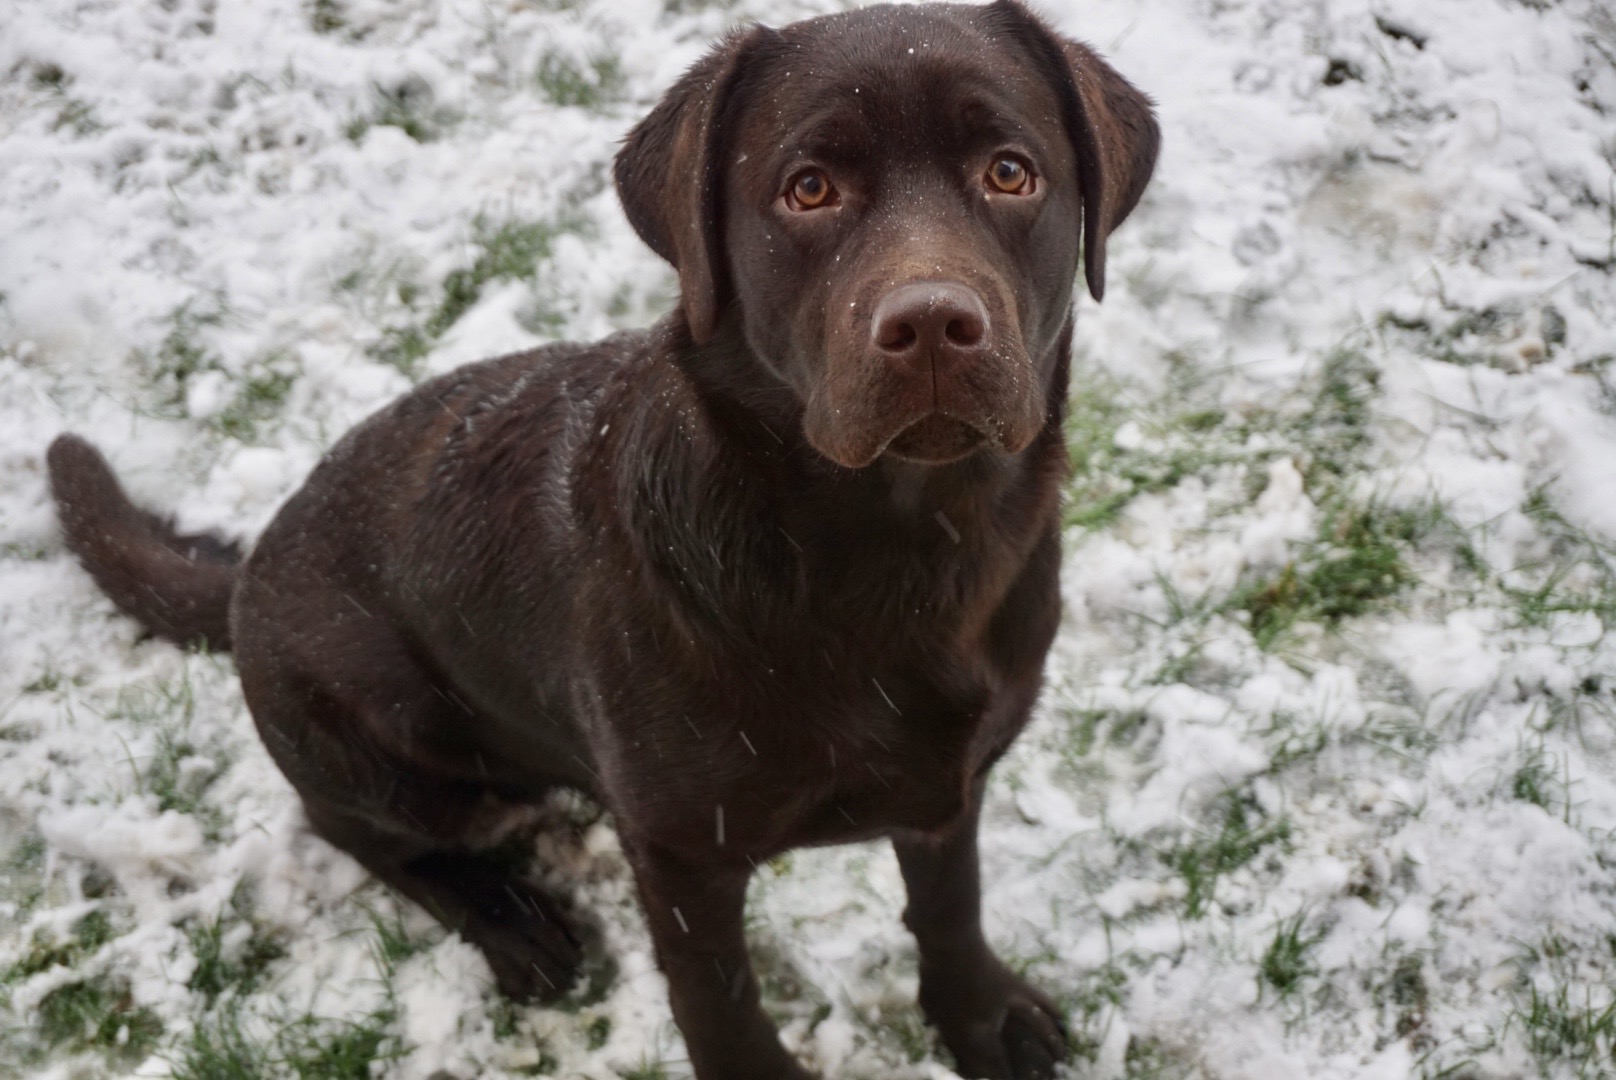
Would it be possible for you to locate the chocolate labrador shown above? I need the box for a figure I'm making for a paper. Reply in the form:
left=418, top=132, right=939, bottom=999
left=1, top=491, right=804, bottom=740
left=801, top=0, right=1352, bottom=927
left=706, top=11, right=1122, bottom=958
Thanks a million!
left=46, top=2, right=1156, bottom=1076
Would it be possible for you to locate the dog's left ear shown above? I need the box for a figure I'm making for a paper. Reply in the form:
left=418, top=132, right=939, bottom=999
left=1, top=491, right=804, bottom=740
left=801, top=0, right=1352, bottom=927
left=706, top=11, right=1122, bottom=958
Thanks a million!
left=614, top=26, right=777, bottom=344
left=987, top=1, right=1160, bottom=302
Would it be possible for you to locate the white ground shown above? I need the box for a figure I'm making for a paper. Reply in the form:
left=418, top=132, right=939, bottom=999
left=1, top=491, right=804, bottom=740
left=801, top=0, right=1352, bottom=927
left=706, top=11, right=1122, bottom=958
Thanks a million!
left=1, top=0, right=1614, bottom=1077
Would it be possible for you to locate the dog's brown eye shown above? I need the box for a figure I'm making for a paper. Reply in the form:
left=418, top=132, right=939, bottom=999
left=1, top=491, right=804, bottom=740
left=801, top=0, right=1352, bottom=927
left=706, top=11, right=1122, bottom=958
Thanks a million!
left=987, top=156, right=1033, bottom=195
left=787, top=169, right=836, bottom=211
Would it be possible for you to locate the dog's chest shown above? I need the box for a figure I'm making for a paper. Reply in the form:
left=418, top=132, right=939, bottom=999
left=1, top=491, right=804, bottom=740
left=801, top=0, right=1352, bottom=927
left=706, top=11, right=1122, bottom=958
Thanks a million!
left=793, top=709, right=981, bottom=846
left=616, top=660, right=1003, bottom=855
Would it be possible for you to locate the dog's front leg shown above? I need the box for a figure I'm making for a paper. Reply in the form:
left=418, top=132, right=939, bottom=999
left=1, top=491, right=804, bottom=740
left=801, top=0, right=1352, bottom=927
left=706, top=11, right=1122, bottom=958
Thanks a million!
left=893, top=786, right=1069, bottom=1080
left=626, top=842, right=813, bottom=1080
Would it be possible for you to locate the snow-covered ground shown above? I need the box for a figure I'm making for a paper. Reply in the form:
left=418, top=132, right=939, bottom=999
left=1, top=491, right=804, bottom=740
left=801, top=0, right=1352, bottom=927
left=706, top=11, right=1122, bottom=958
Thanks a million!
left=2, top=0, right=1614, bottom=1076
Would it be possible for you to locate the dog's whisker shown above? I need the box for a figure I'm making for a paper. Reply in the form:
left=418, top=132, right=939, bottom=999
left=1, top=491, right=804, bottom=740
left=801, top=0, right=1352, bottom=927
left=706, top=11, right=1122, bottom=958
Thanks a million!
left=872, top=678, right=902, bottom=716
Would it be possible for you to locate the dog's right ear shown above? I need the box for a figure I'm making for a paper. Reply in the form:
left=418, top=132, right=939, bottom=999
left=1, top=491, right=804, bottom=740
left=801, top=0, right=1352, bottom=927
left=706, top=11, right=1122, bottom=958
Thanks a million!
left=985, top=1, right=1160, bottom=304
left=614, top=27, right=775, bottom=345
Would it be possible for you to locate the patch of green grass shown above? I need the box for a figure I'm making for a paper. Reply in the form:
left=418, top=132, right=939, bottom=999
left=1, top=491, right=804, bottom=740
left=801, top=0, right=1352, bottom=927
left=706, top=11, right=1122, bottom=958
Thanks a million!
left=1062, top=370, right=1252, bottom=532
left=22, top=666, right=64, bottom=694
left=1292, top=345, right=1379, bottom=487
left=1575, top=352, right=1616, bottom=416
left=281, top=1010, right=402, bottom=1080
left=1502, top=486, right=1616, bottom=632
left=1122, top=1033, right=1193, bottom=1079
left=365, top=906, right=428, bottom=975
left=172, top=1006, right=404, bottom=1080
left=489, top=1001, right=562, bottom=1073
left=1063, top=706, right=1151, bottom=762
left=489, top=999, right=523, bottom=1041
left=212, top=366, right=295, bottom=443
left=369, top=323, right=433, bottom=375
left=1258, top=911, right=1322, bottom=999
left=1259, top=711, right=1332, bottom=774
left=1510, top=738, right=1571, bottom=820
left=0, top=830, right=46, bottom=909
left=309, top=0, right=345, bottom=34
left=51, top=97, right=104, bottom=136
left=169, top=1005, right=270, bottom=1080
left=432, top=218, right=573, bottom=336
left=662, top=0, right=737, bottom=12
left=141, top=722, right=228, bottom=835
left=1227, top=499, right=1425, bottom=648
left=35, top=975, right=163, bottom=1063
left=1168, top=789, right=1290, bottom=919
left=3, top=909, right=117, bottom=985
left=345, top=79, right=449, bottom=144
left=1061, top=962, right=1128, bottom=1063
left=536, top=50, right=625, bottom=110
left=1375, top=952, right=1431, bottom=1044
left=1382, top=303, right=1568, bottom=372
left=26, top=63, right=104, bottom=136
left=0, top=540, right=51, bottom=561
left=1508, top=937, right=1616, bottom=1078
left=107, top=673, right=231, bottom=836
left=750, top=936, right=828, bottom=1028
left=885, top=1005, right=934, bottom=1063
left=177, top=142, right=229, bottom=186
left=74, top=909, right=115, bottom=949
left=1147, top=639, right=1211, bottom=687
left=137, top=297, right=229, bottom=412
left=31, top=62, right=67, bottom=90
left=1542, top=672, right=1616, bottom=746
left=1505, top=565, right=1616, bottom=630
left=844, top=989, right=931, bottom=1065
left=369, top=214, right=584, bottom=375
left=1062, top=707, right=1108, bottom=760
left=187, top=915, right=287, bottom=1005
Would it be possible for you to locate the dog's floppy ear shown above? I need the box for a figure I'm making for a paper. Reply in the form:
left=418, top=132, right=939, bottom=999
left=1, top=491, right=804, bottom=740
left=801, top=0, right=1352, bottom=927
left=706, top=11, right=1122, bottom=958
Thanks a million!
left=987, top=1, right=1160, bottom=302
left=614, top=27, right=775, bottom=343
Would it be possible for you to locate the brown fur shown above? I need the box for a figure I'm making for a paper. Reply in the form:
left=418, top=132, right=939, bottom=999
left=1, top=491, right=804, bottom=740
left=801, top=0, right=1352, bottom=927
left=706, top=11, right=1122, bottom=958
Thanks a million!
left=48, top=4, right=1156, bottom=1077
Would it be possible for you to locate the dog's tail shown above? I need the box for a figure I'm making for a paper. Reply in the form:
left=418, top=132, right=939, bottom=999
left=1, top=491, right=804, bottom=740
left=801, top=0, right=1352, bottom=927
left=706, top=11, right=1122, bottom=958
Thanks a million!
left=47, top=434, right=242, bottom=651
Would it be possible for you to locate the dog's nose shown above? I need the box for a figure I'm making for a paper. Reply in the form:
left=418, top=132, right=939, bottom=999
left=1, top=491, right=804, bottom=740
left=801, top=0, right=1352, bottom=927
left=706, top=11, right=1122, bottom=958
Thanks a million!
left=871, top=282, right=989, bottom=374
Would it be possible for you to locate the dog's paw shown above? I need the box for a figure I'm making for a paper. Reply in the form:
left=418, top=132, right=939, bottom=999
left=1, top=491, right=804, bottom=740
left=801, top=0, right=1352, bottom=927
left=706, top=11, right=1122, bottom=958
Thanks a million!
left=920, top=959, right=1068, bottom=1080
left=707, top=1055, right=818, bottom=1080
left=997, top=994, right=1068, bottom=1080
left=467, top=879, right=584, bottom=1003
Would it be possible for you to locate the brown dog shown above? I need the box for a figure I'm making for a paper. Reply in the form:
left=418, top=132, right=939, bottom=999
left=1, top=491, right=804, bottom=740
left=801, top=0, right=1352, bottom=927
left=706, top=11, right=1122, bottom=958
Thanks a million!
left=47, top=3, right=1156, bottom=1076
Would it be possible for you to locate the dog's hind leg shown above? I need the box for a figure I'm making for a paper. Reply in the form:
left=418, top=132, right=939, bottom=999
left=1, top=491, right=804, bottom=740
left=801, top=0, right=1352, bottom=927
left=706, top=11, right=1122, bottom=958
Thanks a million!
left=234, top=614, right=584, bottom=1002
left=303, top=800, right=584, bottom=1002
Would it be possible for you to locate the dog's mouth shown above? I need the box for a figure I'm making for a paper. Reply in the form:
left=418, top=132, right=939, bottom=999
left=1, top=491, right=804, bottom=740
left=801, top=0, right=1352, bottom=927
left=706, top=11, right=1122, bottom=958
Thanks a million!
left=802, top=320, right=1045, bottom=470
left=805, top=392, right=1042, bottom=470
left=884, top=414, right=988, bottom=464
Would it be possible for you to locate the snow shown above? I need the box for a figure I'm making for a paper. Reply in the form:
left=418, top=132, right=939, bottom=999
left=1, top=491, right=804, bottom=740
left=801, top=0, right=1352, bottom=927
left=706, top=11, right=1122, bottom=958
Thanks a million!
left=2, top=0, right=1614, bottom=1077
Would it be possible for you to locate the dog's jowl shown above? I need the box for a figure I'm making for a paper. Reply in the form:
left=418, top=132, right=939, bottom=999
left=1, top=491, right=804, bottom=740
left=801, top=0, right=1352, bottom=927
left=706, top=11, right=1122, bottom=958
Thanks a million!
left=47, top=3, right=1156, bottom=1077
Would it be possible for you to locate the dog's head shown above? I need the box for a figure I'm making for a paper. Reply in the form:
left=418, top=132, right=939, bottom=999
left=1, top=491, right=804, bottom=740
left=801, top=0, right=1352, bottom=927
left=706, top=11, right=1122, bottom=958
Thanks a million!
left=615, top=0, right=1158, bottom=468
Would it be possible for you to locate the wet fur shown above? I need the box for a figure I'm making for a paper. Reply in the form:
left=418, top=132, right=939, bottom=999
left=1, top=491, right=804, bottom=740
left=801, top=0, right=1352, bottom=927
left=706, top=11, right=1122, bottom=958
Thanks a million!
left=48, top=4, right=1156, bottom=1078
